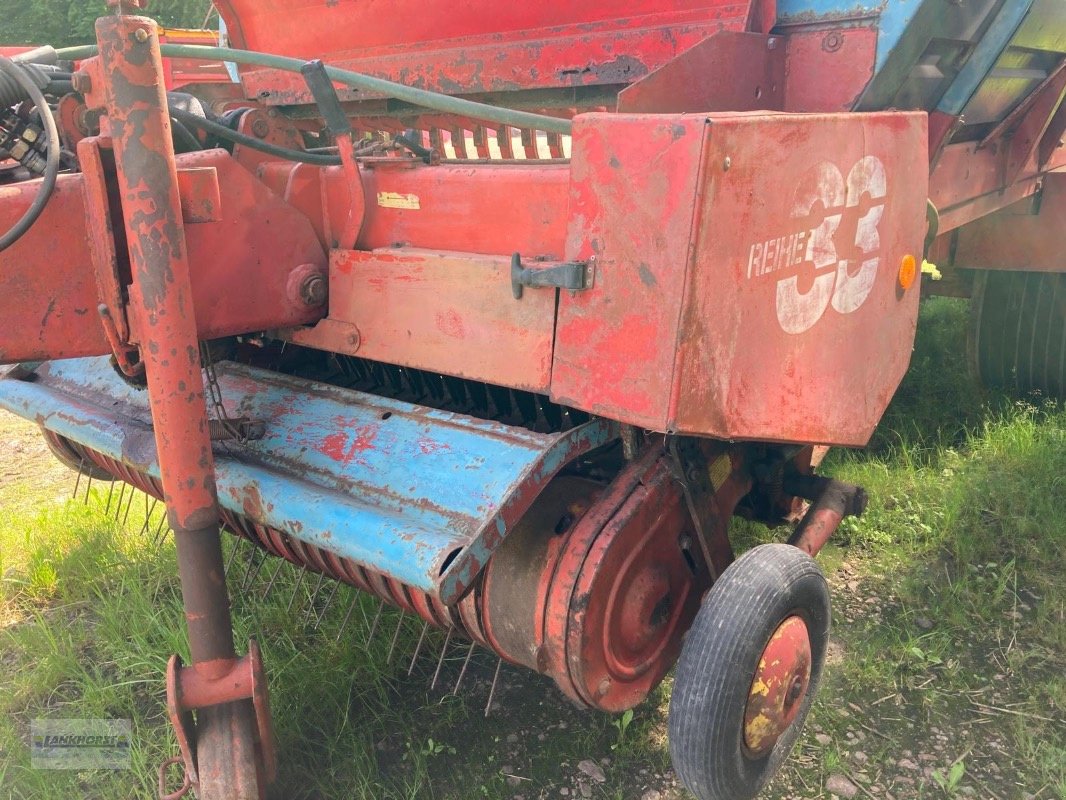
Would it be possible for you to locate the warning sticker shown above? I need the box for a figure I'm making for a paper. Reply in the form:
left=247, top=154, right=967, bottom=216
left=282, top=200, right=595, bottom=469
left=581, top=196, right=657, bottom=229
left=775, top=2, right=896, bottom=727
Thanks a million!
left=377, top=192, right=420, bottom=210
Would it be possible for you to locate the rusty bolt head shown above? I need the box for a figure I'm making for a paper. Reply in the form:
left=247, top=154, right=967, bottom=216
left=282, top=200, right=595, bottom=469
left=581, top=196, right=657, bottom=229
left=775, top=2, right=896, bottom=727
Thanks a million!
left=822, top=31, right=844, bottom=52
left=346, top=331, right=361, bottom=350
left=299, top=274, right=328, bottom=306
left=133, top=28, right=150, bottom=43
left=71, top=72, right=92, bottom=94
left=250, top=118, right=271, bottom=139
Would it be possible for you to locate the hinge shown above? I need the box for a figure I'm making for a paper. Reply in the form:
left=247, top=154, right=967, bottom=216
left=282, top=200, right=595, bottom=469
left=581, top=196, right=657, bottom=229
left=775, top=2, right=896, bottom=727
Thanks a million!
left=511, top=252, right=594, bottom=299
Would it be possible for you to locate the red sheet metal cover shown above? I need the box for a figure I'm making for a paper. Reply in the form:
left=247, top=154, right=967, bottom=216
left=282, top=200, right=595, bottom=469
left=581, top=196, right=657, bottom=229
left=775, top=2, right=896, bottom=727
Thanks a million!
left=213, top=0, right=754, bottom=103
left=553, top=111, right=928, bottom=447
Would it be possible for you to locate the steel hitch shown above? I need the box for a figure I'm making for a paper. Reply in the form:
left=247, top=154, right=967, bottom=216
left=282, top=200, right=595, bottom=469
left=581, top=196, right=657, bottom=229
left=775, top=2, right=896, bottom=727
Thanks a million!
left=784, top=474, right=869, bottom=556
left=161, top=641, right=276, bottom=800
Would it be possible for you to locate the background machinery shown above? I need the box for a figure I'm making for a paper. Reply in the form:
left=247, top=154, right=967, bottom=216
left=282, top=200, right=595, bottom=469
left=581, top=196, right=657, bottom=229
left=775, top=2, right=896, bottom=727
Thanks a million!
left=0, top=1, right=1063, bottom=798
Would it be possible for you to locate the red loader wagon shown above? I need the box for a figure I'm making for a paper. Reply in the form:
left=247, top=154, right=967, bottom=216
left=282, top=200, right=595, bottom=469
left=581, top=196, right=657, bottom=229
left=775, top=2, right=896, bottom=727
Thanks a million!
left=0, top=0, right=1063, bottom=797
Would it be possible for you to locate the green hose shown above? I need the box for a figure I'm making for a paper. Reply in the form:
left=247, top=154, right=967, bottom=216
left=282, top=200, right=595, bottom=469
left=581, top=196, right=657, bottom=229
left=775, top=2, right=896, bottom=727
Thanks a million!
left=55, top=43, right=574, bottom=135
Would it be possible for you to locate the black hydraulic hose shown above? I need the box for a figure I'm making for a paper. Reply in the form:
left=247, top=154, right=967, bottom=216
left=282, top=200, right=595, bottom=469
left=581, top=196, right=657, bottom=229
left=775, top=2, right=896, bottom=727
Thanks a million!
left=169, top=115, right=203, bottom=153
left=0, top=61, right=52, bottom=109
left=169, top=106, right=341, bottom=165
left=0, top=57, right=61, bottom=254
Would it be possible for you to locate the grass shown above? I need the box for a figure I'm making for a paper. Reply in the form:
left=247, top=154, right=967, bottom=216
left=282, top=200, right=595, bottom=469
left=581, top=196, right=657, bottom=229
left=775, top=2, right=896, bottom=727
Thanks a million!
left=1, top=297, right=1064, bottom=799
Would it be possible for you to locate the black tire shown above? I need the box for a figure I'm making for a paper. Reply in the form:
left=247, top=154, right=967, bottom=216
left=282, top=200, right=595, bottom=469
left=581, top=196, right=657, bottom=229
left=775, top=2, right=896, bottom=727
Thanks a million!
left=970, top=270, right=1066, bottom=399
left=668, top=544, right=830, bottom=800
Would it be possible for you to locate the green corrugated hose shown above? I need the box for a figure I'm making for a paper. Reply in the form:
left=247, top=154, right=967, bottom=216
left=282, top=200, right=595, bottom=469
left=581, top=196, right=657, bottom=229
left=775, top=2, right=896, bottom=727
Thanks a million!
left=54, top=43, right=574, bottom=135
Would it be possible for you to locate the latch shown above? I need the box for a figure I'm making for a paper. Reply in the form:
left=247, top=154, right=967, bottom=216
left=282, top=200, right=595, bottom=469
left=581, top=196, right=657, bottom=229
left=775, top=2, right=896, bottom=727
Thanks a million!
left=511, top=252, right=594, bottom=299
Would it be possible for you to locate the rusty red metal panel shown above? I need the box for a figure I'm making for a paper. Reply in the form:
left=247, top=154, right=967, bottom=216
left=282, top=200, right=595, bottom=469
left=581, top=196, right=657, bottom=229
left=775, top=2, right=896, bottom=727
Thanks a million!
left=215, top=0, right=753, bottom=105
left=174, top=149, right=328, bottom=338
left=781, top=24, right=877, bottom=112
left=0, top=176, right=110, bottom=362
left=617, top=31, right=785, bottom=113
left=553, top=114, right=706, bottom=430
left=0, top=147, right=326, bottom=366
left=553, top=111, right=928, bottom=447
left=952, top=170, right=1066, bottom=273
left=269, top=161, right=572, bottom=257
left=930, top=139, right=1066, bottom=232
left=284, top=248, right=558, bottom=392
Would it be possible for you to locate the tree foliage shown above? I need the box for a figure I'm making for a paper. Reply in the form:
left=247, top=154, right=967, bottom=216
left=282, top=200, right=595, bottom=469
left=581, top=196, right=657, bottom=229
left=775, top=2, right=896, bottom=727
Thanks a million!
left=5, top=0, right=209, bottom=47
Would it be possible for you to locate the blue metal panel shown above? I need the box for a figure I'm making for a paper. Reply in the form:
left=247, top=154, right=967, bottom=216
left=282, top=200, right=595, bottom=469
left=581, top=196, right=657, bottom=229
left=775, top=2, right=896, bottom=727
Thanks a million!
left=0, top=358, right=612, bottom=603
left=937, top=1, right=1035, bottom=114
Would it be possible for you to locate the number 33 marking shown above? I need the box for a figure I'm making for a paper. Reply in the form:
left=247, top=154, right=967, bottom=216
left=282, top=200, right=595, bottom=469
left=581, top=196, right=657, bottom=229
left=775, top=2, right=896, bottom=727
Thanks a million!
left=776, top=156, right=887, bottom=334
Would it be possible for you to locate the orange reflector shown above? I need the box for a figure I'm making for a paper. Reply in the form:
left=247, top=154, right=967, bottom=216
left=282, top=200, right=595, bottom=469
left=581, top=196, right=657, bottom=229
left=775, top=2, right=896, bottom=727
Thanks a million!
left=898, top=254, right=917, bottom=290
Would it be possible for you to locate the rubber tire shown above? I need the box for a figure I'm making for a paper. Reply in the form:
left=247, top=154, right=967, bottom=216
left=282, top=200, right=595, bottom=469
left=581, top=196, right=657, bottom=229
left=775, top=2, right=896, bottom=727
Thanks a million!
left=970, top=270, right=1065, bottom=399
left=668, top=544, right=830, bottom=800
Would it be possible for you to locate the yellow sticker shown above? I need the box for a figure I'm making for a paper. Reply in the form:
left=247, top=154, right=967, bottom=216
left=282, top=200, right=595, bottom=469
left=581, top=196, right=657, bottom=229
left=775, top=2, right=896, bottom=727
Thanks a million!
left=708, top=455, right=732, bottom=492
left=377, top=191, right=420, bottom=210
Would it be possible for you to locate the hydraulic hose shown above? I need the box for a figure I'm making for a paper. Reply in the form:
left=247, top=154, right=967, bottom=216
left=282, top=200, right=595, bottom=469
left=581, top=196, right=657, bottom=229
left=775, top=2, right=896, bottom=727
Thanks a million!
left=0, top=61, right=53, bottom=109
left=170, top=106, right=341, bottom=165
left=55, top=43, right=574, bottom=135
left=0, top=57, right=61, bottom=253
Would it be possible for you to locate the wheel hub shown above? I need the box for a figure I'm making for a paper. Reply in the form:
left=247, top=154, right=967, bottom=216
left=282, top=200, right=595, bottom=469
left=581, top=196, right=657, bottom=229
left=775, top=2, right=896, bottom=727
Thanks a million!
left=742, top=614, right=812, bottom=756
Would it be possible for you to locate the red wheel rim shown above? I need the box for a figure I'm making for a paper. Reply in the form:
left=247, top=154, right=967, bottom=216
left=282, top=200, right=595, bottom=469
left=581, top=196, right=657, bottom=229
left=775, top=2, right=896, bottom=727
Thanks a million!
left=742, top=614, right=812, bottom=757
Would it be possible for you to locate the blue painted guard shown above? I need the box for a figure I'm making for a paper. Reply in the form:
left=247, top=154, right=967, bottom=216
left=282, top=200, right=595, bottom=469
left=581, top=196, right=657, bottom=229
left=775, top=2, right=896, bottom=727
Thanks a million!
left=0, top=358, right=612, bottom=604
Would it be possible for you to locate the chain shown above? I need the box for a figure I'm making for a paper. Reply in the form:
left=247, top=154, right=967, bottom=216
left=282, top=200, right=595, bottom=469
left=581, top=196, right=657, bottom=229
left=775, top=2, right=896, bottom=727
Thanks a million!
left=200, top=342, right=246, bottom=447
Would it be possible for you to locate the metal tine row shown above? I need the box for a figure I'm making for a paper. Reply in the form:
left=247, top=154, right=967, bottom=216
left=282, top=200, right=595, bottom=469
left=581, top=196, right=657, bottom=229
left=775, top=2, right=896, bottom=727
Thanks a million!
left=70, top=461, right=175, bottom=547
left=215, top=532, right=508, bottom=715
left=333, top=354, right=588, bottom=433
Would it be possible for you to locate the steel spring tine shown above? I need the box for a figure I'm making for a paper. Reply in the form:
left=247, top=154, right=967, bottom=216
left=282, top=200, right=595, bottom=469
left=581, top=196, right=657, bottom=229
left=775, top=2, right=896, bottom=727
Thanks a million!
left=152, top=514, right=169, bottom=548
left=139, top=498, right=159, bottom=536
left=72, top=456, right=85, bottom=500
left=452, top=641, right=476, bottom=696
left=241, top=546, right=265, bottom=592
left=302, top=573, right=326, bottom=626
left=430, top=627, right=453, bottom=690
left=104, top=480, right=116, bottom=515
left=225, top=535, right=244, bottom=576
left=262, top=557, right=286, bottom=599
left=286, top=568, right=307, bottom=614
left=113, top=483, right=126, bottom=521
left=386, top=611, right=406, bottom=664
left=335, top=591, right=361, bottom=642
left=407, top=620, right=429, bottom=675
left=83, top=470, right=94, bottom=505
left=484, top=657, right=503, bottom=718
left=366, top=600, right=384, bottom=641
left=312, top=578, right=340, bottom=630
left=120, top=484, right=136, bottom=527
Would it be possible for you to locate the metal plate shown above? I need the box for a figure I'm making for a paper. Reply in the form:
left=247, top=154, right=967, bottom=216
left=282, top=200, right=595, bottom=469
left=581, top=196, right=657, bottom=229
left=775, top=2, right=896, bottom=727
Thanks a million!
left=286, top=248, right=557, bottom=393
left=552, top=111, right=928, bottom=446
left=0, top=358, right=612, bottom=603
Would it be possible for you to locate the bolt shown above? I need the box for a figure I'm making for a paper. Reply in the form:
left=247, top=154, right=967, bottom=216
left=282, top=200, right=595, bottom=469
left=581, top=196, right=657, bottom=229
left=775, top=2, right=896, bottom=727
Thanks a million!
left=71, top=72, right=92, bottom=94
left=346, top=331, right=361, bottom=350
left=822, top=32, right=844, bottom=52
left=250, top=118, right=271, bottom=139
left=723, top=156, right=732, bottom=171
left=133, top=28, right=150, bottom=43
left=299, top=274, right=327, bottom=306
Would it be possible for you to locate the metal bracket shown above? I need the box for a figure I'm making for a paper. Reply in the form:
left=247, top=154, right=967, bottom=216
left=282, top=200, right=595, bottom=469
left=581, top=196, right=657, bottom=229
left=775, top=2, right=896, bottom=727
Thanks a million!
left=667, top=437, right=752, bottom=581
left=162, top=639, right=276, bottom=800
left=511, top=252, right=593, bottom=299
